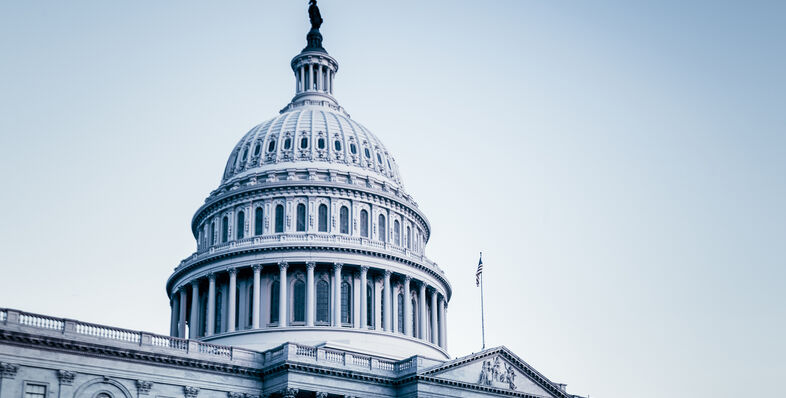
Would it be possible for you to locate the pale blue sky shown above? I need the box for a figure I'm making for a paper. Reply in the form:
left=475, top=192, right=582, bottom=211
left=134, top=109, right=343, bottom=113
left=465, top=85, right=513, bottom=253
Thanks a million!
left=1, top=1, right=784, bottom=397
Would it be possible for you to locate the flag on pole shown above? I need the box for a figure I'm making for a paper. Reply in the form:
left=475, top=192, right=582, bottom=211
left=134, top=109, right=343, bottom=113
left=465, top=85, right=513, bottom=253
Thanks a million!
left=475, top=253, right=483, bottom=286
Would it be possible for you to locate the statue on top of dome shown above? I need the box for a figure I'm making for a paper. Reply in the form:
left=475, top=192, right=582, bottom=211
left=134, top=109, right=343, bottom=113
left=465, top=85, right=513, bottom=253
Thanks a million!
left=308, top=0, right=323, bottom=30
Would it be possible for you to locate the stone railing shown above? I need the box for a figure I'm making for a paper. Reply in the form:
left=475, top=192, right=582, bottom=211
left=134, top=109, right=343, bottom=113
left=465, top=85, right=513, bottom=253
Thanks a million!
left=179, top=233, right=445, bottom=278
left=1, top=308, right=428, bottom=376
left=0, top=309, right=261, bottom=365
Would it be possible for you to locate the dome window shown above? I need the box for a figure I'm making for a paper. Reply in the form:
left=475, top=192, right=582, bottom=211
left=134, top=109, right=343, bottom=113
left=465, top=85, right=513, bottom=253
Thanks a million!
left=318, top=137, right=326, bottom=150
left=283, top=138, right=292, bottom=150
left=350, top=143, right=357, bottom=154
left=364, top=148, right=371, bottom=158
left=334, top=140, right=342, bottom=151
left=376, top=152, right=383, bottom=164
left=300, top=137, right=309, bottom=149
left=242, top=148, right=248, bottom=161
left=267, top=140, right=277, bottom=153
left=253, top=144, right=261, bottom=156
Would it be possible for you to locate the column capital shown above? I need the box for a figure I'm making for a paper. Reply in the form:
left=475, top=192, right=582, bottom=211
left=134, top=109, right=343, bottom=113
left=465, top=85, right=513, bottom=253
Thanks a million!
left=191, top=279, right=199, bottom=287
left=227, top=267, right=237, bottom=275
left=333, top=262, right=343, bottom=271
left=279, top=387, right=298, bottom=398
left=278, top=261, right=288, bottom=270
left=404, top=275, right=412, bottom=283
left=384, top=269, right=392, bottom=278
left=315, top=393, right=328, bottom=398
left=252, top=264, right=261, bottom=272
left=207, top=272, right=216, bottom=281
left=360, top=265, right=369, bottom=273
left=306, top=261, right=316, bottom=270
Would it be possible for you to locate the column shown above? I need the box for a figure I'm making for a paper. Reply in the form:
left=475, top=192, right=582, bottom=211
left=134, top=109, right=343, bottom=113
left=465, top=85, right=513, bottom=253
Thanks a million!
left=279, top=262, right=288, bottom=326
left=178, top=288, right=187, bottom=338
left=206, top=273, right=216, bottom=336
left=228, top=268, right=237, bottom=332
left=306, top=262, right=316, bottom=327
left=431, top=289, right=439, bottom=344
left=252, top=265, right=261, bottom=329
left=299, top=66, right=305, bottom=92
left=353, top=272, right=361, bottom=328
left=360, top=266, right=368, bottom=328
left=392, top=283, right=399, bottom=333
left=317, top=64, right=323, bottom=91
left=189, top=280, right=200, bottom=338
left=418, top=282, right=427, bottom=339
left=325, top=69, right=331, bottom=93
left=312, top=64, right=318, bottom=91
left=333, top=263, right=343, bottom=326
left=170, top=294, right=178, bottom=337
left=383, top=270, right=392, bottom=331
left=403, top=276, right=412, bottom=337
left=439, top=295, right=447, bottom=349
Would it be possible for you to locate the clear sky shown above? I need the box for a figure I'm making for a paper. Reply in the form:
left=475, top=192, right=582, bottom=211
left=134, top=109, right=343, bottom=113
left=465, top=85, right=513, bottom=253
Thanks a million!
left=1, top=1, right=784, bottom=397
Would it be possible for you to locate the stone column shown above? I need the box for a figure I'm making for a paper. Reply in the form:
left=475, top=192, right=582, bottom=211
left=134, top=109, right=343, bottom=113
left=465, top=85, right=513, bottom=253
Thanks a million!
left=431, top=289, right=439, bottom=344
left=392, top=283, right=399, bottom=333
left=252, top=265, right=261, bottom=329
left=299, top=66, right=305, bottom=92
left=418, top=282, right=427, bottom=339
left=317, top=64, right=323, bottom=91
left=360, top=266, right=368, bottom=328
left=353, top=272, right=361, bottom=328
left=333, top=263, right=343, bottom=326
left=206, top=273, right=216, bottom=336
left=178, top=288, right=187, bottom=338
left=279, top=262, right=288, bottom=326
left=439, top=294, right=447, bottom=349
left=403, top=276, right=412, bottom=337
left=189, top=280, right=200, bottom=338
left=383, top=270, right=392, bottom=331
left=169, top=295, right=178, bottom=337
left=325, top=69, right=331, bottom=93
left=306, top=262, right=316, bottom=327
left=228, top=268, right=237, bottom=332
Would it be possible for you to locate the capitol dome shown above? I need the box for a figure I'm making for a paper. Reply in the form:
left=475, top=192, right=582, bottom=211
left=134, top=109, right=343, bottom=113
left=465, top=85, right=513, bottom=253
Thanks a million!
left=166, top=9, right=450, bottom=360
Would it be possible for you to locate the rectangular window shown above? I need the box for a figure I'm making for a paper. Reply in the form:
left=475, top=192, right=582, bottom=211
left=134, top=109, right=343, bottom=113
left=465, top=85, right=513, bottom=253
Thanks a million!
left=25, top=384, right=47, bottom=398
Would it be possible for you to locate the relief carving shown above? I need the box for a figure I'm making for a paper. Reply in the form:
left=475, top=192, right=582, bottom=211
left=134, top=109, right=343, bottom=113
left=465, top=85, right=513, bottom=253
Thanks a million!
left=478, top=356, right=516, bottom=390
left=57, top=370, right=76, bottom=385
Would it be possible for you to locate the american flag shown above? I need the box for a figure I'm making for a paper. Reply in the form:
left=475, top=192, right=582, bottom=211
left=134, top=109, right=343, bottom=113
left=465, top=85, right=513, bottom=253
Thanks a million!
left=475, top=253, right=483, bottom=286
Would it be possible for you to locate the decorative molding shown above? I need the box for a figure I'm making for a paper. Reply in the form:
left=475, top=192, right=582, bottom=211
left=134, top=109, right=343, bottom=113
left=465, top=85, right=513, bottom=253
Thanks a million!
left=57, top=369, right=76, bottom=385
left=279, top=388, right=298, bottom=398
left=183, top=386, right=200, bottom=398
left=279, top=261, right=288, bottom=270
left=0, top=362, right=18, bottom=379
left=136, top=380, right=153, bottom=395
left=306, top=261, right=316, bottom=270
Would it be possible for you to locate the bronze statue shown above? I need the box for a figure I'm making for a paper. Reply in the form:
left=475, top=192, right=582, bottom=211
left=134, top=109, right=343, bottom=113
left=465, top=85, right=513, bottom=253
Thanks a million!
left=308, top=0, right=323, bottom=30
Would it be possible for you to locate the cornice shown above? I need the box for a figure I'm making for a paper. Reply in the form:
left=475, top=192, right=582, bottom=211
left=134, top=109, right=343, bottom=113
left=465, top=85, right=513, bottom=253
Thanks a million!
left=0, top=328, right=262, bottom=378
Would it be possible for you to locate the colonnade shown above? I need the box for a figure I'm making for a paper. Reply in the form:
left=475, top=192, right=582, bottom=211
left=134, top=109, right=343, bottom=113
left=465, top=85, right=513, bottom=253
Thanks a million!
left=169, top=262, right=448, bottom=351
left=296, top=62, right=334, bottom=95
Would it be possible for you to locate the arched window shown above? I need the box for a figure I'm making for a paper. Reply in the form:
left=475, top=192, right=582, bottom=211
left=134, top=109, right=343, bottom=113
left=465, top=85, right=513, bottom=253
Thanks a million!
left=341, top=281, right=351, bottom=324
left=247, top=284, right=253, bottom=328
left=236, top=211, right=245, bottom=240
left=412, top=297, right=418, bottom=336
left=253, top=143, right=261, bottom=156
left=318, top=137, right=325, bottom=149
left=284, top=137, right=292, bottom=150
left=255, top=207, right=264, bottom=235
left=316, top=280, right=330, bottom=323
left=300, top=137, right=309, bottom=149
left=360, top=210, right=369, bottom=238
left=339, top=206, right=349, bottom=234
left=366, top=281, right=374, bottom=328
left=296, top=203, right=306, bottom=232
left=235, top=287, right=240, bottom=329
left=215, top=291, right=223, bottom=333
left=397, top=293, right=404, bottom=333
left=350, top=143, right=357, bottom=154
left=270, top=281, right=280, bottom=324
left=334, top=140, right=342, bottom=151
left=406, top=226, right=412, bottom=249
left=275, top=204, right=284, bottom=233
left=267, top=139, right=276, bottom=153
left=318, top=204, right=328, bottom=232
left=221, top=216, right=229, bottom=243
left=394, top=220, right=400, bottom=246
left=96, top=394, right=112, bottom=398
left=378, top=214, right=386, bottom=243
left=293, top=280, right=305, bottom=323
left=209, top=221, right=215, bottom=245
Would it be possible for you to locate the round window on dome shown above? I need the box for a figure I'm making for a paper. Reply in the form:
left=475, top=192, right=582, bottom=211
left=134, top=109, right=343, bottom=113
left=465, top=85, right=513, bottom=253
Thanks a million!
left=318, top=138, right=325, bottom=150
left=267, top=140, right=276, bottom=153
left=334, top=140, right=342, bottom=151
left=284, top=138, right=292, bottom=150
left=364, top=148, right=371, bottom=158
left=350, top=143, right=357, bottom=154
left=300, top=137, right=309, bottom=149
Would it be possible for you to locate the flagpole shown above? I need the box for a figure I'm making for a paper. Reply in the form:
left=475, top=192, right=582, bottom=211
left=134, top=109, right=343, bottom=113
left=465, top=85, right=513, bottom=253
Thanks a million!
left=479, top=252, right=486, bottom=350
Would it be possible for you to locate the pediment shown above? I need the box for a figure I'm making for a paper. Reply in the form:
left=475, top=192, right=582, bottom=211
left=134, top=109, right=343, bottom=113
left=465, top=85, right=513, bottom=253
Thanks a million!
left=420, top=347, right=569, bottom=398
